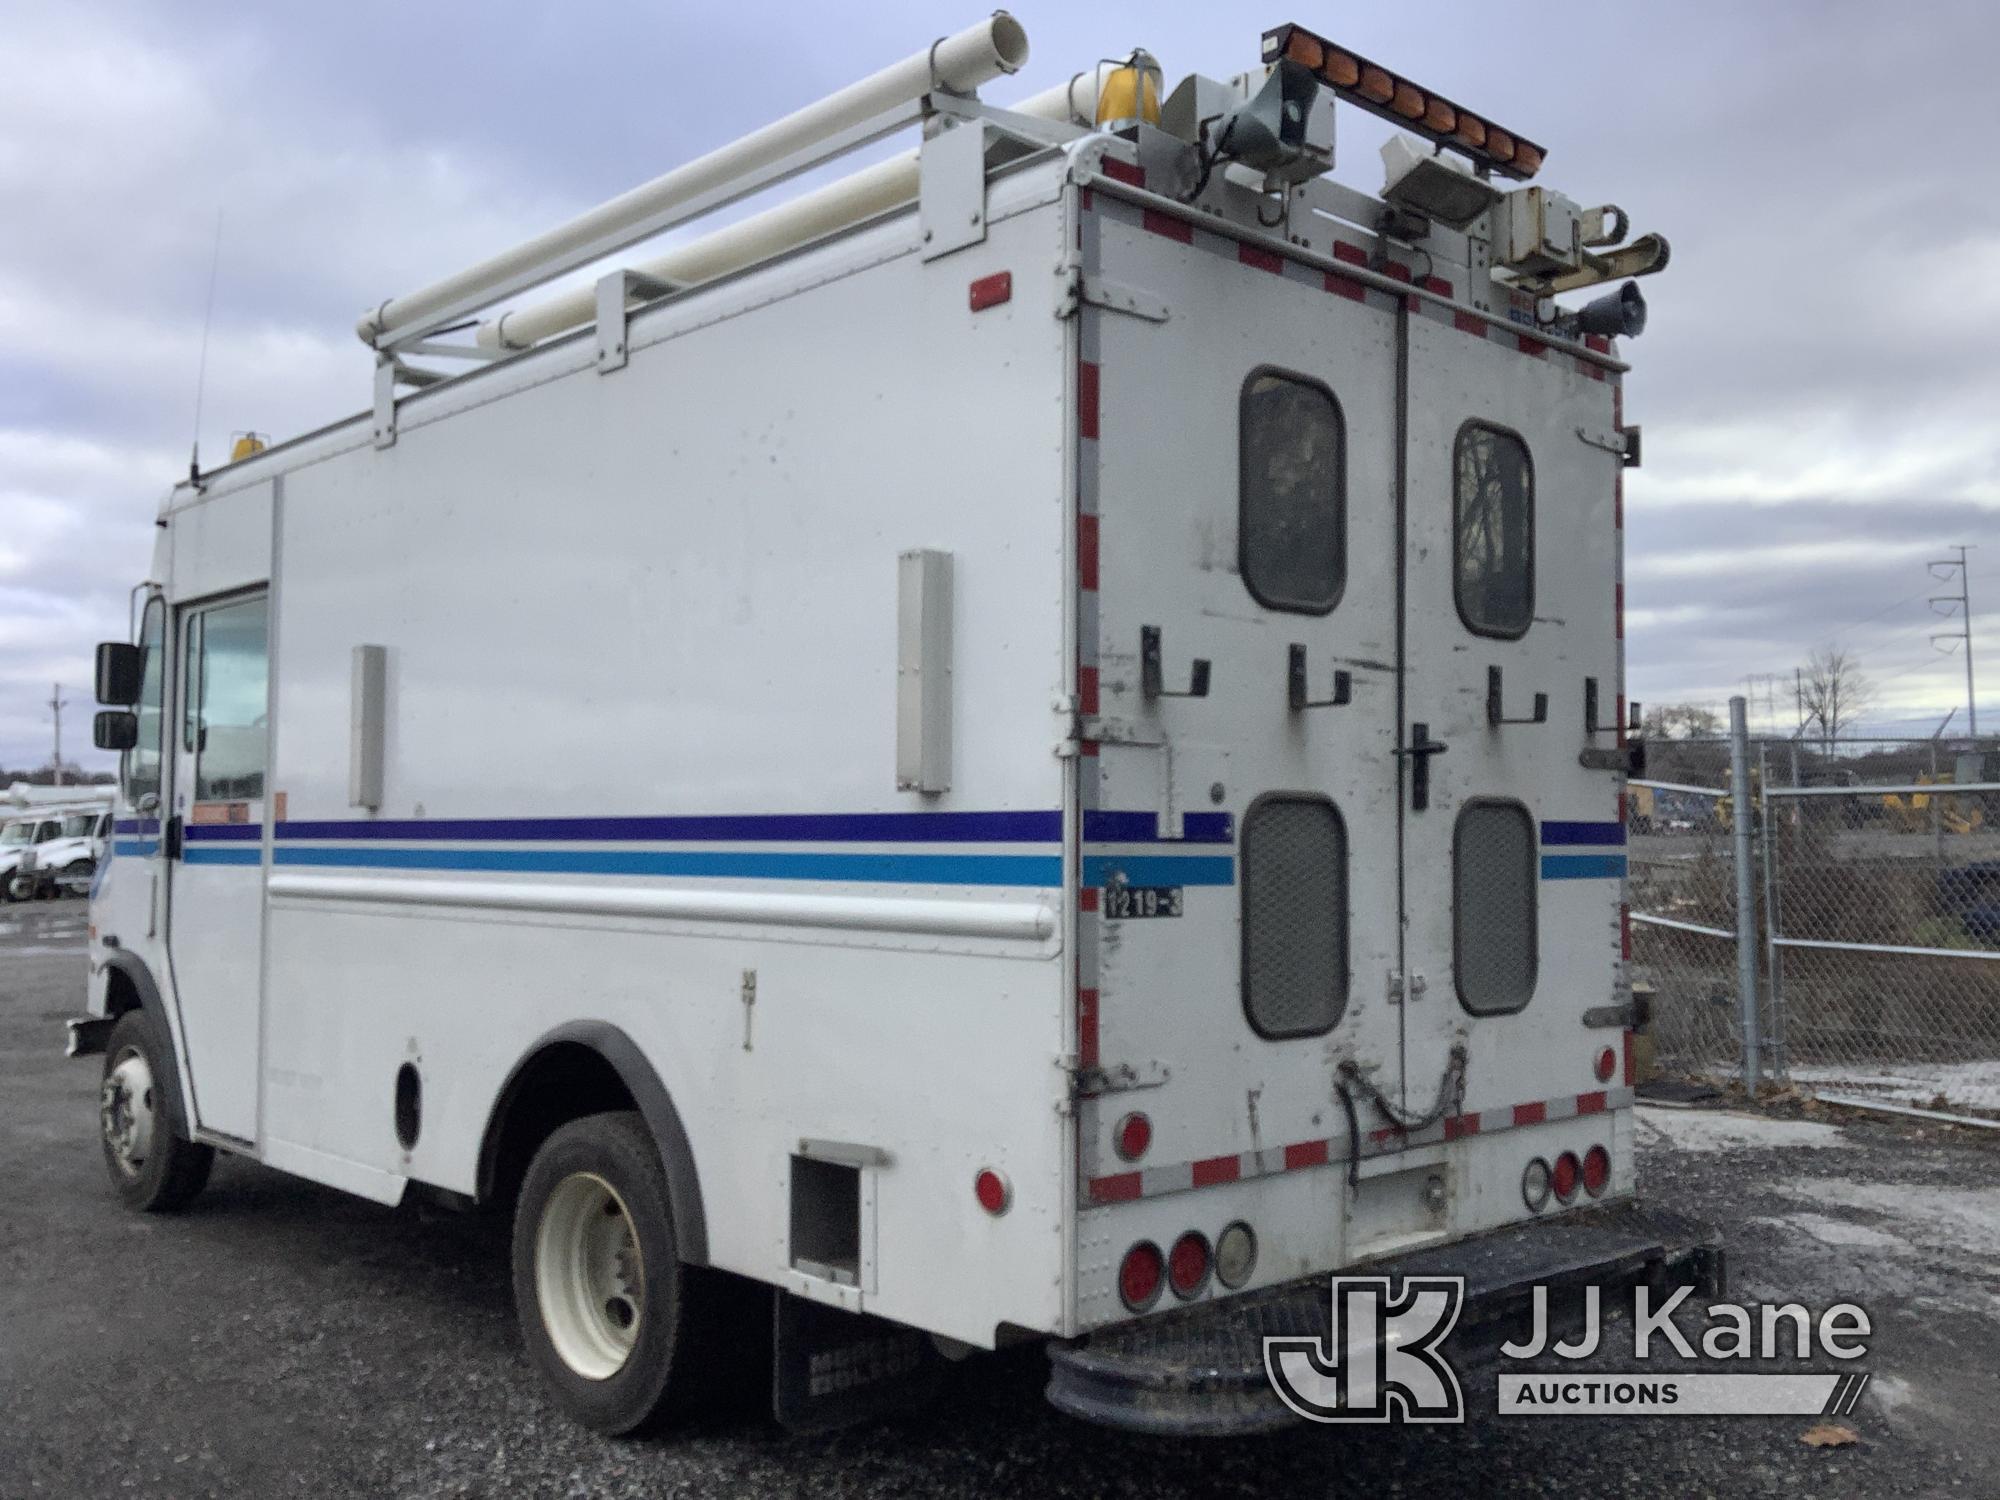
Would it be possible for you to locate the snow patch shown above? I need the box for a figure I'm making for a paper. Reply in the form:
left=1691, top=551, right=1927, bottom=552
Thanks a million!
left=1775, top=1177, right=2000, bottom=1260
left=1750, top=1212, right=1901, bottom=1249
left=1635, top=1105, right=1845, bottom=1153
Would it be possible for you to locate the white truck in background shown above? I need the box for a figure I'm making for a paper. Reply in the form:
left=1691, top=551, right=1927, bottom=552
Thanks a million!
left=4, top=792, right=112, bottom=900
left=73, top=15, right=1716, bottom=1437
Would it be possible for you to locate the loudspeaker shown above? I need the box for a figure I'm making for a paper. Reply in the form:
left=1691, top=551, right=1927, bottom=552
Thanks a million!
left=1213, top=59, right=1320, bottom=173
left=1576, top=280, right=1647, bottom=338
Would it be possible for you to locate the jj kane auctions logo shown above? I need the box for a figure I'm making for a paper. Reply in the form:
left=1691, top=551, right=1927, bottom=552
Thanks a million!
left=1264, top=1277, right=1873, bottom=1421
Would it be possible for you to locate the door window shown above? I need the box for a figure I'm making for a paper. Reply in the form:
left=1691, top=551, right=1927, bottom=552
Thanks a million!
left=1454, top=423, right=1534, bottom=638
left=1453, top=800, right=1538, bottom=1014
left=1241, top=794, right=1349, bottom=1038
left=1240, top=370, right=1345, bottom=614
left=184, top=596, right=270, bottom=802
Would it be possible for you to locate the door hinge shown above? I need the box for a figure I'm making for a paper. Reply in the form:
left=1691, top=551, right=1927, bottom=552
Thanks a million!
left=1386, top=971, right=1427, bottom=1005
left=1057, top=267, right=1171, bottom=323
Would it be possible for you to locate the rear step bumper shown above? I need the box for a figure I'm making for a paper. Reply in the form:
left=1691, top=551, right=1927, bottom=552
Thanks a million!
left=1046, top=1203, right=1724, bottom=1436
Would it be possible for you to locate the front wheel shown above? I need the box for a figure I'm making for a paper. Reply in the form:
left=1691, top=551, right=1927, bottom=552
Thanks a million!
left=511, top=1111, right=701, bottom=1435
left=100, top=1011, right=213, bottom=1211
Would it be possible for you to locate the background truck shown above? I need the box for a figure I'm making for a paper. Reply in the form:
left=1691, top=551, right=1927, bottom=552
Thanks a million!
left=75, top=14, right=1713, bottom=1436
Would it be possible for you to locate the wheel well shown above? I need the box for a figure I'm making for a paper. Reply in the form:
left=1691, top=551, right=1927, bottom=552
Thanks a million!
left=480, top=1041, right=638, bottom=1210
left=104, top=967, right=143, bottom=1019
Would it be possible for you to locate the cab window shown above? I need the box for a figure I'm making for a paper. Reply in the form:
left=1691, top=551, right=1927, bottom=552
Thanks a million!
left=127, top=596, right=167, bottom=809
left=184, top=596, right=270, bottom=802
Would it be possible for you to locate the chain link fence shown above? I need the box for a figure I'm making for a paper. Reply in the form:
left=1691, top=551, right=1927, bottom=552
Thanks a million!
left=1629, top=723, right=2000, bottom=1120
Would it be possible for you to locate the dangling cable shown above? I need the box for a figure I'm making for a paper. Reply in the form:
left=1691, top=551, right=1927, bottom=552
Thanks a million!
left=1339, top=1043, right=1468, bottom=1135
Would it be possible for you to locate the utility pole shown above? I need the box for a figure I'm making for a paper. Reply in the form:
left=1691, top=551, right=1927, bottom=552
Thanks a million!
left=47, top=682, right=68, bottom=785
left=1929, top=544, right=1979, bottom=739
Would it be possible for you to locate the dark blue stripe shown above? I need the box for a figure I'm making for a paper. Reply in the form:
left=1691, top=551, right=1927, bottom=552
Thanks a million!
left=185, top=823, right=263, bottom=842
left=1083, top=855, right=1235, bottom=887
left=114, top=818, right=160, bottom=835
left=273, top=846, right=1064, bottom=886
left=1081, top=810, right=1234, bottom=844
left=1541, top=853, right=1626, bottom=880
left=1541, top=821, right=1626, bottom=847
left=184, top=846, right=263, bottom=866
left=275, top=810, right=1063, bottom=844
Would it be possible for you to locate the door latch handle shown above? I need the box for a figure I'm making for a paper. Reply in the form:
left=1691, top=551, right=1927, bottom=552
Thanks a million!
left=1487, top=665, right=1548, bottom=727
left=1141, top=625, right=1210, bottom=700
left=1287, top=644, right=1352, bottom=712
left=1396, top=723, right=1448, bottom=812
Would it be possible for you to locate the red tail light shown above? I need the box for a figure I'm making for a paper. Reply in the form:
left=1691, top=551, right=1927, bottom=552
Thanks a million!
left=1167, top=1232, right=1211, bottom=1299
left=1552, top=1151, right=1581, bottom=1204
left=1582, top=1145, right=1611, bottom=1197
left=1594, top=1046, right=1617, bottom=1083
left=974, top=1168, right=1010, bottom=1215
left=1120, top=1242, right=1164, bottom=1311
left=1115, top=1111, right=1152, bottom=1162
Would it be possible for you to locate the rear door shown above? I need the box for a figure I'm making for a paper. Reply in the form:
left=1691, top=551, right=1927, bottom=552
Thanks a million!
left=1398, top=313, right=1625, bottom=1128
left=1077, top=199, right=1406, bottom=1195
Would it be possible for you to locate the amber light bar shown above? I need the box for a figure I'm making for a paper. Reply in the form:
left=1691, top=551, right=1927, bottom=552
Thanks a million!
left=1261, top=23, right=1545, bottom=180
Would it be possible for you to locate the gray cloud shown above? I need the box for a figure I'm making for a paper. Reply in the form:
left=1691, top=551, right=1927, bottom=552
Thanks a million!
left=5, top=1, right=1998, bottom=768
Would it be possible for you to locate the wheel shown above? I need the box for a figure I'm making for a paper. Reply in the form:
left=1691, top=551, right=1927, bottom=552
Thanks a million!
left=511, top=1111, right=701, bottom=1435
left=60, top=859, right=94, bottom=897
left=99, top=1011, right=214, bottom=1211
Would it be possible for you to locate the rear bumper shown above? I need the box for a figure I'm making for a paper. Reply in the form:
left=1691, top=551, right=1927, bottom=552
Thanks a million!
left=1045, top=1202, right=1723, bottom=1436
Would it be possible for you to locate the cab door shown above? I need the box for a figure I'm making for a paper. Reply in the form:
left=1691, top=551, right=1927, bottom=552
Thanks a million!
left=165, top=590, right=271, bottom=1142
left=1398, top=314, right=1625, bottom=1126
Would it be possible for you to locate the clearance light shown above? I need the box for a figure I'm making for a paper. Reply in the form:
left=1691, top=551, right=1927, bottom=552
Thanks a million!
left=1595, top=1047, right=1618, bottom=1084
left=974, top=1167, right=1011, bottom=1215
left=1114, top=1111, right=1152, bottom=1162
left=1261, top=23, right=1545, bottom=180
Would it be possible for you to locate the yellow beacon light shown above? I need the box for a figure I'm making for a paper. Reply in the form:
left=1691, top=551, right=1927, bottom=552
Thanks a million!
left=1095, top=50, right=1163, bottom=127
left=1261, top=23, right=1544, bottom=180
left=229, top=432, right=269, bottom=462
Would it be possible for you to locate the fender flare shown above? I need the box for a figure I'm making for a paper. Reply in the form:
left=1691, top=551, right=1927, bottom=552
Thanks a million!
left=478, top=1021, right=710, bottom=1266
left=98, top=949, right=198, bottom=1143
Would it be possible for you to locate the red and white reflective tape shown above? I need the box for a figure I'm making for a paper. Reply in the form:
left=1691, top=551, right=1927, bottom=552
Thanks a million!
left=1086, top=1086, right=1636, bottom=1205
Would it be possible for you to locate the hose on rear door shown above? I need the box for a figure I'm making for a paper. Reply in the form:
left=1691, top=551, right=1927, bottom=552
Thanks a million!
left=1337, top=1043, right=1469, bottom=1137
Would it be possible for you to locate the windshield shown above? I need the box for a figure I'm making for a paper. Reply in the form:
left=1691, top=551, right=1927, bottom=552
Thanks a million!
left=62, top=813, right=96, bottom=837
left=0, top=823, right=30, bottom=847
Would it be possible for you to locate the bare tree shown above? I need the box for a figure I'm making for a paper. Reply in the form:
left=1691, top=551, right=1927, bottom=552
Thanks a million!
left=1641, top=702, right=1722, bottom=740
left=1798, top=645, right=1875, bottom=752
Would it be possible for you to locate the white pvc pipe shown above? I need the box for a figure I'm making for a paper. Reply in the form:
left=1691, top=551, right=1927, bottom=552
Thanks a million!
left=477, top=68, right=1109, bottom=352
left=358, top=14, right=1030, bottom=346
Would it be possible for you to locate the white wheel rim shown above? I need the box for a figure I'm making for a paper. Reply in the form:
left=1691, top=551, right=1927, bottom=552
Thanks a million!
left=535, top=1171, right=644, bottom=1380
left=101, top=1045, right=156, bottom=1179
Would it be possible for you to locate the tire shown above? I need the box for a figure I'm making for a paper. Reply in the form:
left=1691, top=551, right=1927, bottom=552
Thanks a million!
left=60, top=859, right=94, bottom=897
left=510, top=1111, right=704, bottom=1435
left=99, top=1011, right=214, bottom=1211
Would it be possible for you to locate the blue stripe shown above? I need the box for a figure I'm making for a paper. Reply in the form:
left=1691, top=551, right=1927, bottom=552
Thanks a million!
left=273, top=846, right=1065, bottom=886
left=1541, top=820, right=1626, bottom=847
left=1541, top=853, right=1626, bottom=880
left=1083, top=855, right=1236, bottom=887
left=184, top=846, right=263, bottom=866
left=1082, top=810, right=1234, bottom=844
left=275, top=810, right=1062, bottom=844
left=185, top=823, right=263, bottom=842
left=114, top=818, right=160, bottom=835
left=112, top=840, right=158, bottom=857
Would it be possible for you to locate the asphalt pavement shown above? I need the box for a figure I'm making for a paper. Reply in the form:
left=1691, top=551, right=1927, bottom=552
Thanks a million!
left=3, top=899, right=1995, bottom=1498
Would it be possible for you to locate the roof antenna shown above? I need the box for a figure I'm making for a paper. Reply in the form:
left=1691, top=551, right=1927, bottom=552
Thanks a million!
left=188, top=207, right=224, bottom=485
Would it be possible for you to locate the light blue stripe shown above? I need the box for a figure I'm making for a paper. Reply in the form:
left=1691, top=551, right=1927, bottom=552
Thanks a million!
left=1541, top=853, right=1626, bottom=880
left=274, top=845, right=1063, bottom=887
left=1083, top=855, right=1236, bottom=887
left=184, top=846, right=263, bottom=866
left=113, top=840, right=159, bottom=857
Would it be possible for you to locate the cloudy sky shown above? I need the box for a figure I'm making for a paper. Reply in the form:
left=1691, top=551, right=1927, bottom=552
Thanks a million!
left=5, top=1, right=1997, bottom=772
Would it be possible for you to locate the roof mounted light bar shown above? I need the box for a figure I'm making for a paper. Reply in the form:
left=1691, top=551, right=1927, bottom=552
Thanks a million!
left=1261, top=22, right=1545, bottom=180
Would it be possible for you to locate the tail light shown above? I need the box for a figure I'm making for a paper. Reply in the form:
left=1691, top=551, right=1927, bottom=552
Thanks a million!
left=1522, top=1157, right=1551, bottom=1212
left=1552, top=1151, right=1582, bottom=1204
left=1114, top=1111, right=1152, bottom=1162
left=1167, top=1232, right=1211, bottom=1300
left=1119, top=1242, right=1164, bottom=1312
left=1215, top=1222, right=1257, bottom=1288
left=1582, top=1144, right=1611, bottom=1197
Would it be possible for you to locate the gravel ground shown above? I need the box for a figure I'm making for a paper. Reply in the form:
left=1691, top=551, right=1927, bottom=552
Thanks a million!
left=4, top=900, right=1997, bottom=1498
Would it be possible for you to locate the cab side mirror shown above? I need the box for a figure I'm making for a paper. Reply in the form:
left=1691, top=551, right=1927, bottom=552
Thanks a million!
left=93, top=711, right=139, bottom=752
left=95, top=642, right=143, bottom=705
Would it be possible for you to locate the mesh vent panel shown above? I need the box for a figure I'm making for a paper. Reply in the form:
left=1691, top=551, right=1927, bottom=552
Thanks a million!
left=1455, top=801, right=1538, bottom=1014
left=1242, top=796, right=1347, bottom=1037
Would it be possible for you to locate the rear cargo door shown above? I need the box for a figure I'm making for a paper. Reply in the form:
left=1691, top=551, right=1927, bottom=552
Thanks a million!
left=1398, top=311, right=1625, bottom=1126
left=1077, top=198, right=1405, bottom=1195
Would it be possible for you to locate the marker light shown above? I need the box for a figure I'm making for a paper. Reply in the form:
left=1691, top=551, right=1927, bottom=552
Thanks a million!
left=1262, top=24, right=1545, bottom=180
left=1595, top=1046, right=1618, bottom=1084
left=974, top=1168, right=1011, bottom=1215
left=1115, top=1112, right=1152, bottom=1162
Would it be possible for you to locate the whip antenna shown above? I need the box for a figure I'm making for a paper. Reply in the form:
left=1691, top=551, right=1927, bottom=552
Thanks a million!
left=189, top=207, right=223, bottom=483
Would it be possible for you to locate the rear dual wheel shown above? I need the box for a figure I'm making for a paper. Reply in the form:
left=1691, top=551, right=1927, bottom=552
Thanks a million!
left=511, top=1111, right=710, bottom=1435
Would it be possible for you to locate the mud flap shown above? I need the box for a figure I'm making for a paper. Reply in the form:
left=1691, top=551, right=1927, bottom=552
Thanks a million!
left=771, top=1290, right=942, bottom=1432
